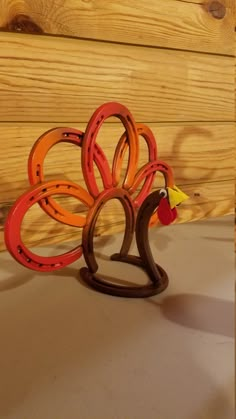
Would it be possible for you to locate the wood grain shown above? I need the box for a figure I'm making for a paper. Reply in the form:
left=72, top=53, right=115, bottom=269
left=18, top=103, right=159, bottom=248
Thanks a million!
left=0, top=122, right=234, bottom=202
left=0, top=0, right=234, bottom=55
left=0, top=122, right=234, bottom=251
left=0, top=179, right=233, bottom=251
left=0, top=32, right=234, bottom=123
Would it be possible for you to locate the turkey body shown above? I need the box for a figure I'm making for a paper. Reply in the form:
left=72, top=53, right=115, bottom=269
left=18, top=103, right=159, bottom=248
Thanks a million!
left=81, top=188, right=169, bottom=298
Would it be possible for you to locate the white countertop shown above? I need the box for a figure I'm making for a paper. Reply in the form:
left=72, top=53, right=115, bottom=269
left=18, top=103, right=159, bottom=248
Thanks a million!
left=0, top=216, right=234, bottom=419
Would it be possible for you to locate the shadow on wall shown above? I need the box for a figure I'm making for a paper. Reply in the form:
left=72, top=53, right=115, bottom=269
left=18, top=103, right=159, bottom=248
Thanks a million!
left=170, top=126, right=216, bottom=184
left=0, top=176, right=30, bottom=233
left=112, top=125, right=217, bottom=202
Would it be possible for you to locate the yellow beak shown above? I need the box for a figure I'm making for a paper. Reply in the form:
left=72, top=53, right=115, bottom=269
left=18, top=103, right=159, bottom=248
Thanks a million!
left=167, top=185, right=189, bottom=209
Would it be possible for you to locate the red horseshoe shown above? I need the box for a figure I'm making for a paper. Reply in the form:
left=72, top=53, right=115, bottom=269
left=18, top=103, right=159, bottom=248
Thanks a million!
left=130, top=160, right=174, bottom=206
left=4, top=180, right=93, bottom=271
left=112, top=123, right=157, bottom=190
left=82, top=102, right=139, bottom=198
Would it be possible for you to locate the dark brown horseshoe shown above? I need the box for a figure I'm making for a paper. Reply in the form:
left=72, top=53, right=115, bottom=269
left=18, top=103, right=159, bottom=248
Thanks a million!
left=136, top=189, right=168, bottom=282
left=80, top=189, right=169, bottom=298
left=82, top=188, right=136, bottom=273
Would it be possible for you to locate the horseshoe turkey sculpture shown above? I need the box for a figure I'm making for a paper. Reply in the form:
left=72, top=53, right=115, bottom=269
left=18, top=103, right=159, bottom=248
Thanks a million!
left=4, top=102, right=188, bottom=297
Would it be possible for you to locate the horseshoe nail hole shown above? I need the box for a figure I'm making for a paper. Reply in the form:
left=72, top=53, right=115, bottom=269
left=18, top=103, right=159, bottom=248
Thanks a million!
left=42, top=188, right=47, bottom=193
left=91, top=132, right=94, bottom=139
left=17, top=246, right=22, bottom=254
left=35, top=164, right=41, bottom=177
left=63, top=133, right=69, bottom=137
left=126, top=115, right=131, bottom=122
left=29, top=196, right=34, bottom=202
left=45, top=198, right=49, bottom=205
left=56, top=184, right=59, bottom=188
left=26, top=258, right=31, bottom=263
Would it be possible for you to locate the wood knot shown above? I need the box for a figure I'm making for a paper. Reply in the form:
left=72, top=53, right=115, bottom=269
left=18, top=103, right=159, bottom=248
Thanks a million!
left=207, top=1, right=226, bottom=19
left=5, top=14, right=43, bottom=34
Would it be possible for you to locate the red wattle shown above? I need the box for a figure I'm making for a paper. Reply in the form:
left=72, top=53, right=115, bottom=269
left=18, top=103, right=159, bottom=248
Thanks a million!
left=157, top=198, right=173, bottom=225
left=157, top=198, right=177, bottom=225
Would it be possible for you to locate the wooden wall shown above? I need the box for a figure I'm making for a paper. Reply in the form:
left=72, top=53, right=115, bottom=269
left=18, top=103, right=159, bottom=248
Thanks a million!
left=0, top=0, right=235, bottom=251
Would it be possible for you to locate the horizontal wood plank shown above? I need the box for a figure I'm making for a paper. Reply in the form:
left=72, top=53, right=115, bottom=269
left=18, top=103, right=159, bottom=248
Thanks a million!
left=0, top=32, right=234, bottom=123
left=0, top=180, right=233, bottom=251
left=0, top=122, right=234, bottom=251
left=0, top=0, right=234, bottom=55
left=0, top=122, right=234, bottom=203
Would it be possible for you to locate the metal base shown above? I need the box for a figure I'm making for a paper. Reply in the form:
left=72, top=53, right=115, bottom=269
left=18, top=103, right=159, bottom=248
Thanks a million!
left=80, top=254, right=169, bottom=298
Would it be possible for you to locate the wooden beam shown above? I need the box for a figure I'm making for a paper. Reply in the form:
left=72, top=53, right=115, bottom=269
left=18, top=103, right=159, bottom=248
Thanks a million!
left=0, top=32, right=234, bottom=123
left=0, top=122, right=234, bottom=202
left=0, top=122, right=234, bottom=251
left=0, top=0, right=234, bottom=55
left=0, top=180, right=233, bottom=251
